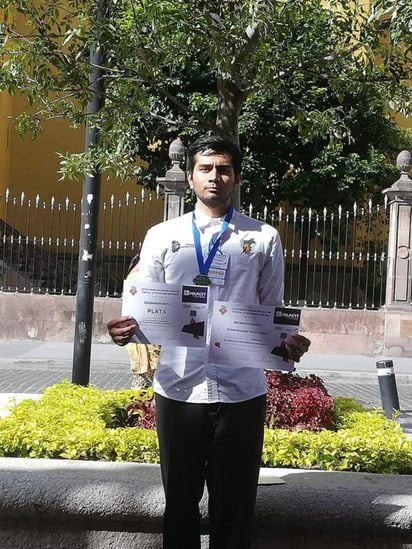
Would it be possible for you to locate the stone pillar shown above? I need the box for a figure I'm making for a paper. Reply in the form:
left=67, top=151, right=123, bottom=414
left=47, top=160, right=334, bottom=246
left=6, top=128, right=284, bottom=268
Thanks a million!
left=382, top=151, right=412, bottom=308
left=382, top=150, right=412, bottom=356
left=156, top=137, right=187, bottom=221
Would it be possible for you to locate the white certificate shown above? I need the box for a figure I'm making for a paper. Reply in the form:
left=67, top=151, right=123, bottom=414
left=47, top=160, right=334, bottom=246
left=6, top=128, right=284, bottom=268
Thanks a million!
left=208, top=302, right=301, bottom=371
left=122, top=280, right=209, bottom=347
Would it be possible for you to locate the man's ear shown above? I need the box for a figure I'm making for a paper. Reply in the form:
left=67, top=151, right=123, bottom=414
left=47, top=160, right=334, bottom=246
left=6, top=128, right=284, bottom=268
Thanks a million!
left=187, top=172, right=193, bottom=189
left=234, top=175, right=242, bottom=188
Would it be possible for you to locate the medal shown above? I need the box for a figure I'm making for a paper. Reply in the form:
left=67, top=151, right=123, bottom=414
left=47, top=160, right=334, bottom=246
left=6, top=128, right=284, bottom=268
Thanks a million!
left=193, top=274, right=211, bottom=286
left=192, top=205, right=234, bottom=287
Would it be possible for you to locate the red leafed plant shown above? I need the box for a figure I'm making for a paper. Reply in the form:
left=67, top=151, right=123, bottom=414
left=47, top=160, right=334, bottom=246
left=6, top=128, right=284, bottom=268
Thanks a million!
left=264, top=371, right=335, bottom=432
left=121, top=371, right=334, bottom=432
left=122, top=393, right=157, bottom=430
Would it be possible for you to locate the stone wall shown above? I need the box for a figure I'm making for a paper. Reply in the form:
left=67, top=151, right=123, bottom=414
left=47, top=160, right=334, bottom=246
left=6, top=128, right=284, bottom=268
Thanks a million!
left=0, top=293, right=411, bottom=356
left=1, top=458, right=412, bottom=549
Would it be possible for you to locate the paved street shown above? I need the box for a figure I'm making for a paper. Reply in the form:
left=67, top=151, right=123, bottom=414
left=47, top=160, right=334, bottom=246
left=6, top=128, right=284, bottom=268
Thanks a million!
left=0, top=361, right=132, bottom=394
left=0, top=340, right=411, bottom=436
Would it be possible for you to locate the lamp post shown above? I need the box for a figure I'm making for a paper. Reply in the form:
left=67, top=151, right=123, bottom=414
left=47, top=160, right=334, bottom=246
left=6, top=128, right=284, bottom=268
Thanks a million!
left=382, top=150, right=412, bottom=309
left=156, top=137, right=187, bottom=221
left=72, top=0, right=107, bottom=386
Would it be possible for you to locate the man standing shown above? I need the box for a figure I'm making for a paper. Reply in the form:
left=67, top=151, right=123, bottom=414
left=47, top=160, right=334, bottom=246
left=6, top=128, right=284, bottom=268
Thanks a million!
left=108, top=135, right=310, bottom=548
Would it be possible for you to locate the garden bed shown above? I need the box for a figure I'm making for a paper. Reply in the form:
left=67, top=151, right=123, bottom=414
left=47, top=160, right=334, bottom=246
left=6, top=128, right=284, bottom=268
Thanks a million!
left=0, top=374, right=411, bottom=473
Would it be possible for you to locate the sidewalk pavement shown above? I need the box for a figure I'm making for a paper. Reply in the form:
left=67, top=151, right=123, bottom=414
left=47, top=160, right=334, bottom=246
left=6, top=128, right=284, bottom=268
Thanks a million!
left=0, top=340, right=411, bottom=437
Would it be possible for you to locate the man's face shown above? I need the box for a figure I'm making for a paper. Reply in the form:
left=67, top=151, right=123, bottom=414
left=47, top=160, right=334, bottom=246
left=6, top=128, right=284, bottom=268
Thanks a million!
left=187, top=151, right=241, bottom=210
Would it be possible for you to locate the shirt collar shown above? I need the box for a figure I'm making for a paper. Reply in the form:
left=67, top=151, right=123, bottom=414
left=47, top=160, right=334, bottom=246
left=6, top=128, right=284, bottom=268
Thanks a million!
left=194, top=206, right=236, bottom=231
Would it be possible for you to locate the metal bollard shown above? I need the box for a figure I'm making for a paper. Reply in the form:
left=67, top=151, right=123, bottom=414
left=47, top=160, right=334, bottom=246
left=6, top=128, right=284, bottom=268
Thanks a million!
left=376, top=360, right=400, bottom=419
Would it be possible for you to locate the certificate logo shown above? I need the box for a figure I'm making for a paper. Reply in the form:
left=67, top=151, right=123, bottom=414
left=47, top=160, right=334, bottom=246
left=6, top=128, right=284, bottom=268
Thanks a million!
left=182, top=285, right=208, bottom=304
left=273, top=307, right=301, bottom=326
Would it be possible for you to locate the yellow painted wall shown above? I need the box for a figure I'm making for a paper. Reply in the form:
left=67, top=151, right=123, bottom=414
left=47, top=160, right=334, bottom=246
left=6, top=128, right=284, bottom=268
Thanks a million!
left=0, top=92, right=163, bottom=249
left=7, top=95, right=83, bottom=199
left=6, top=94, right=152, bottom=201
left=394, top=112, right=412, bottom=129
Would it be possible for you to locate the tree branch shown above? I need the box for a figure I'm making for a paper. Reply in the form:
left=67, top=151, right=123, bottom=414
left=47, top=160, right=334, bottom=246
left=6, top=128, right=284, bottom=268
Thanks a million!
left=148, top=111, right=214, bottom=131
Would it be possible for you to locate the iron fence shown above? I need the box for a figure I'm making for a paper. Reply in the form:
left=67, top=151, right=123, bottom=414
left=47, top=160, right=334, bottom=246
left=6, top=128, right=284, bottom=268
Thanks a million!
left=0, top=189, right=389, bottom=309
left=248, top=202, right=389, bottom=309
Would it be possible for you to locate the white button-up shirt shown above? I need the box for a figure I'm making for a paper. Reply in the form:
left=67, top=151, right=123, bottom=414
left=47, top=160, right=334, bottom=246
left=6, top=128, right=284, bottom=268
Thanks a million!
left=133, top=208, right=284, bottom=403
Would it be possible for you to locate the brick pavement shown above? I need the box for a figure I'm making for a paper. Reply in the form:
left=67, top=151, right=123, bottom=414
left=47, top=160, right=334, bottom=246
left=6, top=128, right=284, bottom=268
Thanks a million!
left=323, top=379, right=412, bottom=411
left=0, top=362, right=133, bottom=394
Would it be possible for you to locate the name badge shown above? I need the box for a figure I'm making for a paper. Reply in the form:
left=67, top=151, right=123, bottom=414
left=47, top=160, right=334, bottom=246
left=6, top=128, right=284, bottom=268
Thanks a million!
left=209, top=254, right=229, bottom=286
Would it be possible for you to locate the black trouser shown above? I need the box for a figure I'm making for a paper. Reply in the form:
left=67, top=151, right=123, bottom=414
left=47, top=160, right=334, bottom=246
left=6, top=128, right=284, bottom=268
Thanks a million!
left=155, top=393, right=266, bottom=549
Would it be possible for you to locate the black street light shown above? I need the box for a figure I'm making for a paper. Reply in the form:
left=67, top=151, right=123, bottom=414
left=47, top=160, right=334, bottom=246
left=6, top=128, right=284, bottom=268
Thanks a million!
left=72, top=0, right=107, bottom=385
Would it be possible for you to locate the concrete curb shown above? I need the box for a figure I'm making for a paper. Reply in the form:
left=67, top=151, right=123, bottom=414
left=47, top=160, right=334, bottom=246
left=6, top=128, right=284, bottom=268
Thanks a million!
left=1, top=458, right=412, bottom=548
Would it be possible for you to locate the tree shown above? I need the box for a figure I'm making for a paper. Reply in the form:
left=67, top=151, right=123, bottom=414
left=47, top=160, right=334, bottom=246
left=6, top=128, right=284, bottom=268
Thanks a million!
left=239, top=72, right=412, bottom=210
left=0, top=0, right=411, bottom=206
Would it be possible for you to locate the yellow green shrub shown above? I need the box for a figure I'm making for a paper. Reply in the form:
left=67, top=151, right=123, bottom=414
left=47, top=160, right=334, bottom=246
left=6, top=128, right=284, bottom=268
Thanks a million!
left=0, top=382, right=411, bottom=473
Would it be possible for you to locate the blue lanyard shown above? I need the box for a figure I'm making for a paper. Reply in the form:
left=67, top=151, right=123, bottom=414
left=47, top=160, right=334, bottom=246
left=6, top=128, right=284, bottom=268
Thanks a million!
left=192, top=205, right=234, bottom=276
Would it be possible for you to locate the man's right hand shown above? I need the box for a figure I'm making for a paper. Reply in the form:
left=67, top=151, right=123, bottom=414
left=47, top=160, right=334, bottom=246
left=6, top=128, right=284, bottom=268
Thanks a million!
left=107, top=316, right=138, bottom=346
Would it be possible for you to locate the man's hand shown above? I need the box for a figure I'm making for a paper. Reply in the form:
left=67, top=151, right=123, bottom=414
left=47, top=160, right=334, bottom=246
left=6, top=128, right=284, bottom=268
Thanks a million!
left=107, top=316, right=138, bottom=347
left=284, top=333, right=311, bottom=363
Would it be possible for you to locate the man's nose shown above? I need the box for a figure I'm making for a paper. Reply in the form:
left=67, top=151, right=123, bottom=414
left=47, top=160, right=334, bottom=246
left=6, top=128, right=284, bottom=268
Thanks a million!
left=208, top=167, right=220, bottom=181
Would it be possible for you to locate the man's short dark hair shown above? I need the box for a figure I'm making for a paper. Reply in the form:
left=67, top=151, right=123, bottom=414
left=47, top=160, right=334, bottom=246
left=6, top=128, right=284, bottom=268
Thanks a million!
left=186, top=135, right=242, bottom=177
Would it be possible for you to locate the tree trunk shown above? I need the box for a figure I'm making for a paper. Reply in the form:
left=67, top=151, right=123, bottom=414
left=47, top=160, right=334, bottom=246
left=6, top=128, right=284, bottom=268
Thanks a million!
left=215, top=75, right=247, bottom=209
left=215, top=75, right=247, bottom=145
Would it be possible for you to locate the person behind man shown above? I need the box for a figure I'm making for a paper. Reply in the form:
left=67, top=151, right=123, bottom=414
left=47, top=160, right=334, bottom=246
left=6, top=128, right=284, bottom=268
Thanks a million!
left=124, top=253, right=160, bottom=388
left=107, top=135, right=310, bottom=548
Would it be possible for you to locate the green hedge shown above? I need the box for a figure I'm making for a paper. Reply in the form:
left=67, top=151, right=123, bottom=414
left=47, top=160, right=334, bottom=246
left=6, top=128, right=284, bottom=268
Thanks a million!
left=0, top=381, right=411, bottom=473
left=262, top=399, right=412, bottom=473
